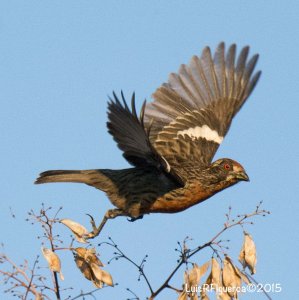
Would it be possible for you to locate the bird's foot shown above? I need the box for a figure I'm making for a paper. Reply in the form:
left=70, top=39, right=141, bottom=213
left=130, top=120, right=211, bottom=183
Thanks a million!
left=127, top=215, right=144, bottom=222
left=84, top=209, right=125, bottom=240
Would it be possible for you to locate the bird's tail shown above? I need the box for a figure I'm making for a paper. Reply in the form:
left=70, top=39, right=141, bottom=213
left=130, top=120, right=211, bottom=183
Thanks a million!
left=35, top=169, right=113, bottom=192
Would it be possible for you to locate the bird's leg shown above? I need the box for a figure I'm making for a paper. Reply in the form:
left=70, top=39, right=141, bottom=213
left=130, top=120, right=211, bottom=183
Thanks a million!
left=85, top=209, right=126, bottom=240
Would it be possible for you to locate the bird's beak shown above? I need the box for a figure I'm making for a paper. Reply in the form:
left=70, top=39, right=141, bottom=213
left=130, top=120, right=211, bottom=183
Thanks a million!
left=235, top=171, right=250, bottom=182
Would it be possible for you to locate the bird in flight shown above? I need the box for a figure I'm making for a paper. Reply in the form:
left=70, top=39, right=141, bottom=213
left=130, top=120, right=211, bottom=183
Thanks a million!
left=35, top=42, right=261, bottom=239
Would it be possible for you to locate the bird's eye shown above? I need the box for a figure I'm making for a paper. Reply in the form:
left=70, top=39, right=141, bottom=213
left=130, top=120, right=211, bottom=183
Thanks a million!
left=224, top=164, right=230, bottom=170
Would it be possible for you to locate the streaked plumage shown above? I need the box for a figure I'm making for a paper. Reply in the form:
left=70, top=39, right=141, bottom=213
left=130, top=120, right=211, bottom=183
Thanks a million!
left=35, top=43, right=260, bottom=237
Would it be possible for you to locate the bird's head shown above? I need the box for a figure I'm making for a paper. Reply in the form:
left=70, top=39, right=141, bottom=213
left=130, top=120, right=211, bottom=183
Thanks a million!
left=201, top=158, right=249, bottom=189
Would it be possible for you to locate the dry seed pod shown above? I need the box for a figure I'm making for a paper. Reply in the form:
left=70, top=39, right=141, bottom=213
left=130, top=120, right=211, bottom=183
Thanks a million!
left=85, top=248, right=104, bottom=266
left=74, top=248, right=113, bottom=288
left=200, top=281, right=210, bottom=300
left=200, top=292, right=210, bottom=300
left=74, top=254, right=93, bottom=281
left=191, top=294, right=199, bottom=300
left=184, top=262, right=210, bottom=300
left=35, top=293, right=44, bottom=300
left=178, top=291, right=188, bottom=300
left=201, top=258, right=221, bottom=299
left=74, top=247, right=103, bottom=266
left=209, top=258, right=221, bottom=286
left=199, top=261, right=210, bottom=280
left=239, top=232, right=257, bottom=274
left=60, top=219, right=89, bottom=243
left=90, top=263, right=113, bottom=286
left=183, top=269, right=196, bottom=299
left=74, top=247, right=87, bottom=258
left=41, top=247, right=64, bottom=280
left=234, top=266, right=251, bottom=285
left=218, top=289, right=232, bottom=300
left=74, top=251, right=102, bottom=288
left=188, top=263, right=202, bottom=287
left=222, top=256, right=241, bottom=298
left=188, top=262, right=210, bottom=286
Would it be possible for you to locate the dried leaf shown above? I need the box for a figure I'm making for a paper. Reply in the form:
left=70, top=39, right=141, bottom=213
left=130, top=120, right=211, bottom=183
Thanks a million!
left=90, top=263, right=113, bottom=286
left=75, top=256, right=90, bottom=278
left=100, top=269, right=114, bottom=286
left=199, top=261, right=210, bottom=279
left=202, top=258, right=221, bottom=298
left=184, top=265, right=199, bottom=299
left=200, top=292, right=210, bottom=300
left=75, top=247, right=103, bottom=266
left=239, top=232, right=257, bottom=274
left=74, top=247, right=87, bottom=258
left=74, top=249, right=92, bottom=280
left=178, top=291, right=188, bottom=300
left=188, top=261, right=210, bottom=286
left=85, top=248, right=104, bottom=266
left=75, top=255, right=103, bottom=289
left=218, top=290, right=232, bottom=300
left=188, top=263, right=201, bottom=286
left=41, top=248, right=64, bottom=280
left=74, top=248, right=113, bottom=288
left=239, top=244, right=245, bottom=266
left=200, top=285, right=209, bottom=300
left=184, top=261, right=210, bottom=299
left=210, top=258, right=221, bottom=286
left=60, top=219, right=89, bottom=243
left=234, top=266, right=251, bottom=285
left=190, top=293, right=199, bottom=300
left=35, top=293, right=44, bottom=300
left=222, top=256, right=241, bottom=298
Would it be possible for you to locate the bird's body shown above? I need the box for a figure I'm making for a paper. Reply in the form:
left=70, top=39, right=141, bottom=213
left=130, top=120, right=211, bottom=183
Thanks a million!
left=36, top=158, right=248, bottom=218
left=37, top=167, right=178, bottom=217
left=35, top=42, right=260, bottom=238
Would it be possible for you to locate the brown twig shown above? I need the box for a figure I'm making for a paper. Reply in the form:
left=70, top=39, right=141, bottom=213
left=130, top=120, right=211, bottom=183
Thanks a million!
left=100, top=237, right=154, bottom=294
left=69, top=288, right=100, bottom=300
left=148, top=204, right=269, bottom=299
left=44, top=211, right=61, bottom=300
left=1, top=205, right=106, bottom=300
left=0, top=254, right=41, bottom=298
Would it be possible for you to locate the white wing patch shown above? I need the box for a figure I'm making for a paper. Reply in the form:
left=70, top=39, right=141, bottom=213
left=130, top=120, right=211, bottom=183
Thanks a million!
left=161, top=155, right=171, bottom=172
left=177, top=125, right=224, bottom=144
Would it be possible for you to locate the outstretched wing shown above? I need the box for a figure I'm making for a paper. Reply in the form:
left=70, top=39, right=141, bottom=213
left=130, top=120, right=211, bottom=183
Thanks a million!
left=107, top=92, right=156, bottom=167
left=145, top=42, right=261, bottom=181
left=107, top=92, right=181, bottom=183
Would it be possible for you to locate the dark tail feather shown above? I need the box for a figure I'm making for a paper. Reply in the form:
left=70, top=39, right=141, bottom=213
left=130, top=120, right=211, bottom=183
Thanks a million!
left=35, top=169, right=112, bottom=192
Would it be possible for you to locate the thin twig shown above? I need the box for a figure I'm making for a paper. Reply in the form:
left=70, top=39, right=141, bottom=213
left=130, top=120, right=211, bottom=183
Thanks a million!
left=69, top=288, right=100, bottom=300
left=101, top=238, right=154, bottom=294
left=149, top=206, right=269, bottom=299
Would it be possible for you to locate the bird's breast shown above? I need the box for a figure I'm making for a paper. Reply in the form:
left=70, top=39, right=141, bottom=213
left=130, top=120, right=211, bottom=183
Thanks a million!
left=148, top=181, right=215, bottom=214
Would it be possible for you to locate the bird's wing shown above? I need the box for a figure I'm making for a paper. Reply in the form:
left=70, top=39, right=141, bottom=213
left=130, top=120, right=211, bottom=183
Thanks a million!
left=107, top=92, right=181, bottom=182
left=145, top=43, right=261, bottom=181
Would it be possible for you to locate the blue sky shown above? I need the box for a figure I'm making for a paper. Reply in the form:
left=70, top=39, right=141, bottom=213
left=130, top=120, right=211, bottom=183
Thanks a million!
left=0, top=1, right=298, bottom=299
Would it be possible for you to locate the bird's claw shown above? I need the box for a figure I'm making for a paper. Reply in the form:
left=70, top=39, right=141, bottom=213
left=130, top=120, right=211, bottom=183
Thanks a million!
left=86, top=213, right=97, bottom=232
left=82, top=209, right=126, bottom=240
